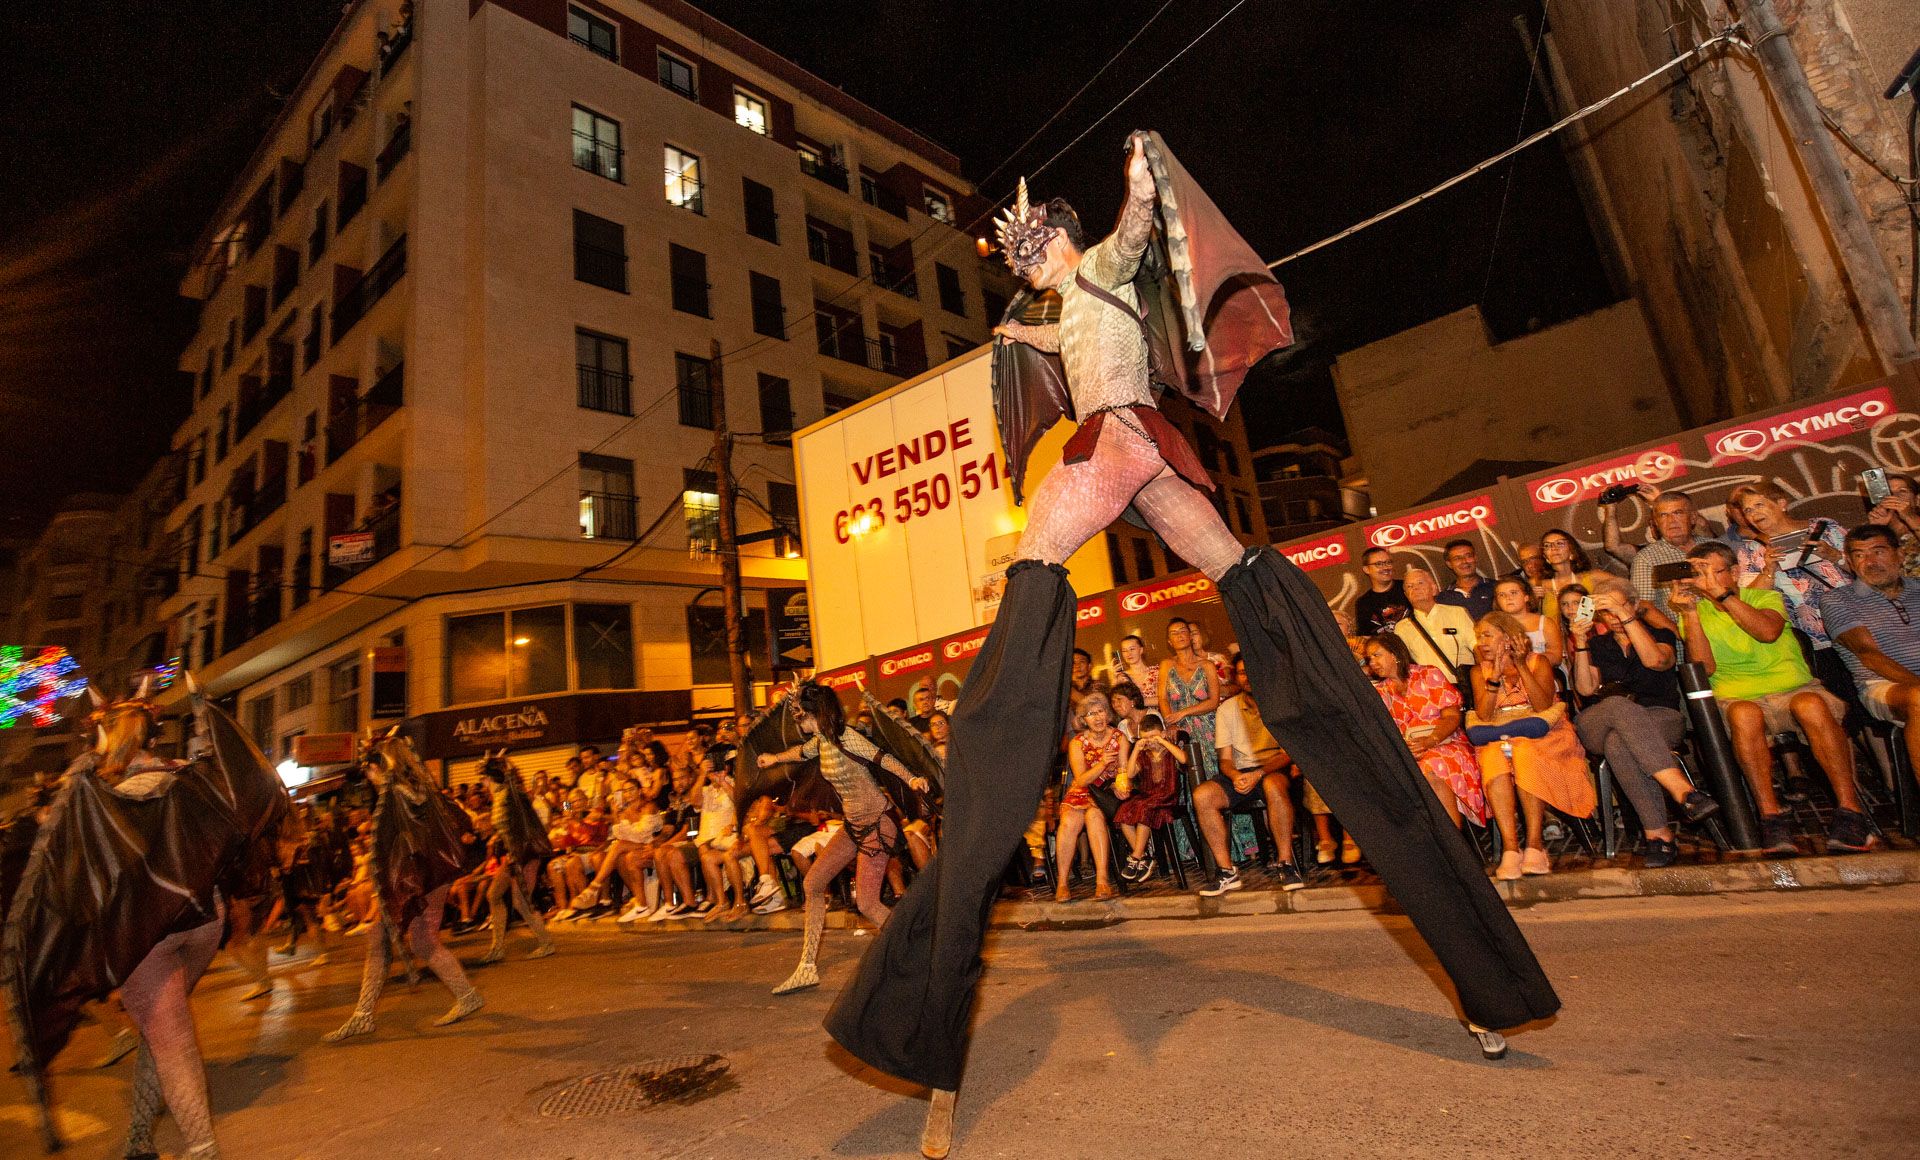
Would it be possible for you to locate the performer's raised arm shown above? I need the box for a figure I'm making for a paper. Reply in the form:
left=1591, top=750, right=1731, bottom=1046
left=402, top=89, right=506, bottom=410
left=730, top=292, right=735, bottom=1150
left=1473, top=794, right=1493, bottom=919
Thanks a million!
left=1087, top=134, right=1159, bottom=287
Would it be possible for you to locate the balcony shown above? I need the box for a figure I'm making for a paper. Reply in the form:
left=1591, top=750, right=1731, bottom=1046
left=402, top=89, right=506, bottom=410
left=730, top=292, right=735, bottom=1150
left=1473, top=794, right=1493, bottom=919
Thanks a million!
left=322, top=502, right=401, bottom=591
left=874, top=337, right=927, bottom=378
left=378, top=17, right=413, bottom=77
left=577, top=364, right=632, bottom=414
left=331, top=234, right=406, bottom=343
left=325, top=363, right=403, bottom=464
left=579, top=491, right=638, bottom=540
left=807, top=230, right=859, bottom=275
left=234, top=371, right=294, bottom=441
left=376, top=118, right=411, bottom=182
left=800, top=151, right=849, bottom=192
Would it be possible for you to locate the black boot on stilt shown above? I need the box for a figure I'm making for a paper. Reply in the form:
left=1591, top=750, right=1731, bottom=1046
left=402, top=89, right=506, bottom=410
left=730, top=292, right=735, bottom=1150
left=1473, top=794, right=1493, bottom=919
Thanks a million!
left=826, top=559, right=1078, bottom=1092
left=1218, top=547, right=1561, bottom=1031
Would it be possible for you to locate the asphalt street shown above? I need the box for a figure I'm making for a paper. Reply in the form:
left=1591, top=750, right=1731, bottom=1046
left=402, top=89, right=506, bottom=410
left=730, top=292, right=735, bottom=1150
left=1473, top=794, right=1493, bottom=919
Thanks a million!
left=3, top=887, right=1915, bottom=1159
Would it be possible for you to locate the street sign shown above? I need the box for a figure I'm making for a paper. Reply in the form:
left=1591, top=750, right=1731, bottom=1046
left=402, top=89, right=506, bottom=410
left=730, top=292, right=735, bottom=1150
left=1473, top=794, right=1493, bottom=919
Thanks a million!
left=370, top=646, right=407, bottom=718
left=328, top=532, right=374, bottom=566
left=292, top=732, right=358, bottom=766
left=768, top=586, right=813, bottom=668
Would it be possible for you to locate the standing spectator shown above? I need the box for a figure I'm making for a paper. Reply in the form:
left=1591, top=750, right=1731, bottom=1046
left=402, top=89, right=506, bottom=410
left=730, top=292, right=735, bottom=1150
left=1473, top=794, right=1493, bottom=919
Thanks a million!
left=1114, top=713, right=1185, bottom=881
left=1728, top=482, right=1852, bottom=694
left=1539, top=528, right=1615, bottom=607
left=1436, top=539, right=1497, bottom=620
left=1629, top=487, right=1710, bottom=622
left=1513, top=541, right=1550, bottom=595
left=1354, top=547, right=1409, bottom=634
left=1494, top=577, right=1563, bottom=666
left=1393, top=567, right=1477, bottom=677
left=1861, top=471, right=1920, bottom=577
left=1158, top=618, right=1222, bottom=782
left=1201, top=655, right=1305, bottom=892
left=1468, top=612, right=1597, bottom=878
left=1363, top=633, right=1485, bottom=828
left=1567, top=577, right=1720, bottom=867
left=1069, top=649, right=1107, bottom=715
left=905, top=687, right=937, bottom=734
left=1114, top=634, right=1159, bottom=712
left=1673, top=543, right=1875, bottom=854
left=926, top=710, right=952, bottom=762
left=1190, top=621, right=1235, bottom=691
left=1819, top=523, right=1920, bottom=786
left=1056, top=695, right=1127, bottom=902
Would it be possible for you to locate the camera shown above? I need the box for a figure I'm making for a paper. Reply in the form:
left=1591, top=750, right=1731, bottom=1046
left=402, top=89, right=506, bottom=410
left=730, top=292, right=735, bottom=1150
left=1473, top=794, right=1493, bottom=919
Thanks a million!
left=1596, top=483, right=1639, bottom=506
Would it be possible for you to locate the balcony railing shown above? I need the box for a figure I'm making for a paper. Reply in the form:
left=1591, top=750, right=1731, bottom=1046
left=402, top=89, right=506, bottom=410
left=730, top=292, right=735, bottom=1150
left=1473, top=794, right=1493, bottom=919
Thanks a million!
left=875, top=337, right=927, bottom=377
left=816, top=317, right=869, bottom=367
left=378, top=19, right=413, bottom=76
left=322, top=503, right=401, bottom=591
left=580, top=491, right=638, bottom=540
left=577, top=364, right=632, bottom=414
left=331, top=234, right=406, bottom=343
left=807, top=232, right=858, bottom=275
left=800, top=152, right=849, bottom=192
left=376, top=119, right=412, bottom=181
left=573, top=131, right=622, bottom=181
left=325, top=363, right=404, bottom=464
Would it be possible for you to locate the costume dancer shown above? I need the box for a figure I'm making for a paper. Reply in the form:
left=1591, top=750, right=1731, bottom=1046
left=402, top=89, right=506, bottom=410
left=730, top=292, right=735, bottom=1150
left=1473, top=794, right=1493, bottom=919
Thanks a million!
left=2, top=674, right=288, bottom=1158
left=324, top=729, right=483, bottom=1041
left=824, top=132, right=1561, bottom=1158
left=476, top=751, right=556, bottom=962
left=737, top=684, right=940, bottom=996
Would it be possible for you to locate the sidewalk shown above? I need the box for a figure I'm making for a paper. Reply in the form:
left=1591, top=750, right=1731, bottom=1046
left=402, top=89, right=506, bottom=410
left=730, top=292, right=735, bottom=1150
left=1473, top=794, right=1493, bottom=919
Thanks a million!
left=610, top=847, right=1920, bottom=936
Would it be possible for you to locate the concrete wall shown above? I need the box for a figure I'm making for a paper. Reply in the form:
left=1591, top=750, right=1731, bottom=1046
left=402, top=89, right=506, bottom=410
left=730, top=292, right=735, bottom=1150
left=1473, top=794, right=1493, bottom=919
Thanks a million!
left=1333, top=301, right=1679, bottom=511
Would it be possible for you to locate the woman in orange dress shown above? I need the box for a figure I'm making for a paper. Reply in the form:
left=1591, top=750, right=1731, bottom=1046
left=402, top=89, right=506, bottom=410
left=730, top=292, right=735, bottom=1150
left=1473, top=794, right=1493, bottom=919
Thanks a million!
left=1362, top=634, right=1486, bottom=828
left=1468, top=612, right=1597, bottom=880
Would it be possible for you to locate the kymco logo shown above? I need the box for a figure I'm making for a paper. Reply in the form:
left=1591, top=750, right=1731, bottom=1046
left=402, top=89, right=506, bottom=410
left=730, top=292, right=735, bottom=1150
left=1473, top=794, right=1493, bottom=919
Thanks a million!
left=1076, top=599, right=1107, bottom=627
left=878, top=649, right=933, bottom=677
left=1706, top=387, right=1895, bottom=465
left=1117, top=574, right=1215, bottom=617
left=818, top=667, right=865, bottom=690
left=940, top=629, right=988, bottom=662
left=1283, top=533, right=1348, bottom=572
left=1367, top=495, right=1496, bottom=549
left=1528, top=443, right=1685, bottom=513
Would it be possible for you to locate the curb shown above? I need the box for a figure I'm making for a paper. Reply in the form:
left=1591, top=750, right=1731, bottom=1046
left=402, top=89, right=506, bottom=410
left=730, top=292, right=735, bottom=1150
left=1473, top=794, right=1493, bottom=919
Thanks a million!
left=607, top=850, right=1920, bottom=936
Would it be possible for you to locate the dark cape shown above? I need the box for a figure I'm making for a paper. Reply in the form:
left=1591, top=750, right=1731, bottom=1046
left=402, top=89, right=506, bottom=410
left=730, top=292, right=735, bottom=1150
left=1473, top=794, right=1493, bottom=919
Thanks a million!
left=1, top=698, right=289, bottom=1139
left=497, top=771, right=553, bottom=865
left=372, top=777, right=475, bottom=933
left=992, top=130, right=1293, bottom=504
left=733, top=692, right=942, bottom=824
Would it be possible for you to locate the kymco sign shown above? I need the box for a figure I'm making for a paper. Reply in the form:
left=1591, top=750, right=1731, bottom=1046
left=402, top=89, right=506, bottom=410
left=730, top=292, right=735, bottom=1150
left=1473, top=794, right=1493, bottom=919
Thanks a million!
left=1528, top=443, right=1685, bottom=512
left=1705, top=387, right=1893, bottom=465
left=1282, top=532, right=1348, bottom=572
left=1366, top=495, right=1496, bottom=549
left=877, top=648, right=935, bottom=678
left=1117, top=574, right=1215, bottom=616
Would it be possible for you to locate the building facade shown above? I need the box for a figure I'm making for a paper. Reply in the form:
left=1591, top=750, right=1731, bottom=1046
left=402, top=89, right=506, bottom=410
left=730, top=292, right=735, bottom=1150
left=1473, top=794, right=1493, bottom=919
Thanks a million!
left=159, top=0, right=1015, bottom=779
left=1251, top=427, right=1370, bottom=543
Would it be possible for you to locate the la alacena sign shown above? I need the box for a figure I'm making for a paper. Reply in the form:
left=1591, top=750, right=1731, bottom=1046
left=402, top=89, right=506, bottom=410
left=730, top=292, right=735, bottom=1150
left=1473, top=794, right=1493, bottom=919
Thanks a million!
left=450, top=705, right=552, bottom=744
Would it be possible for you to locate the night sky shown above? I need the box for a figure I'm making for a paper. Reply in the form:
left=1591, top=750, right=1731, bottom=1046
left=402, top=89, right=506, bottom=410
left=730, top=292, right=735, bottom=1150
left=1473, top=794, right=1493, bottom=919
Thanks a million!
left=0, top=0, right=1612, bottom=538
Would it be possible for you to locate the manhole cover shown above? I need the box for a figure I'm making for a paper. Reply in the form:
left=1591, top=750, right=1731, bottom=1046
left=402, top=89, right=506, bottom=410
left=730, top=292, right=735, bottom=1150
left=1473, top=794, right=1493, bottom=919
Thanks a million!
left=538, top=1054, right=735, bottom=1118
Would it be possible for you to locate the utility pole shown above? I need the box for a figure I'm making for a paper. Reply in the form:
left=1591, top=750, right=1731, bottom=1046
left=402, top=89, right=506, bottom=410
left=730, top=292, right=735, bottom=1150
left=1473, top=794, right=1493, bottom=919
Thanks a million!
left=710, top=339, right=753, bottom=717
left=1737, top=0, right=1919, bottom=372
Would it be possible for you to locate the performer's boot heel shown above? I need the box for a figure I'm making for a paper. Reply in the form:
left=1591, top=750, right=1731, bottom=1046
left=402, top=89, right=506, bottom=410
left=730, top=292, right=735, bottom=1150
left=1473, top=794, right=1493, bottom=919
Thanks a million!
left=1467, top=1023, right=1508, bottom=1060
left=772, top=961, right=819, bottom=995
left=921, top=1088, right=956, bottom=1159
left=323, top=1011, right=376, bottom=1042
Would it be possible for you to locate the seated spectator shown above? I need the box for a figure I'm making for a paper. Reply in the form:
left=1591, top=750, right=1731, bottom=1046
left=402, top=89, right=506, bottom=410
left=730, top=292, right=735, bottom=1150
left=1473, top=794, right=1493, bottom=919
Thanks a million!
left=740, top=795, right=794, bottom=914
left=1393, top=567, right=1477, bottom=678
left=1539, top=527, right=1618, bottom=608
left=926, top=709, right=952, bottom=762
left=1436, top=539, right=1497, bottom=620
left=1554, top=584, right=1590, bottom=640
left=647, top=766, right=705, bottom=920
left=784, top=810, right=842, bottom=885
left=1198, top=655, right=1304, bottom=894
left=1512, top=541, right=1550, bottom=595
left=905, top=688, right=937, bottom=733
left=1363, top=633, right=1485, bottom=829
left=544, top=791, right=607, bottom=913
left=1629, top=486, right=1713, bottom=622
left=1861, top=471, right=1920, bottom=577
left=1056, top=694, right=1127, bottom=902
left=1494, top=577, right=1563, bottom=666
left=1113, top=633, right=1160, bottom=712
left=695, top=763, right=749, bottom=921
left=1069, top=648, right=1107, bottom=728
left=1819, top=523, right=1920, bottom=791
left=567, top=782, right=663, bottom=922
left=448, top=839, right=497, bottom=932
left=1674, top=542, right=1874, bottom=854
left=1113, top=713, right=1186, bottom=882
left=1467, top=612, right=1598, bottom=879
left=1729, top=482, right=1853, bottom=694
left=1567, top=577, right=1720, bottom=868
left=1107, top=681, right=1146, bottom=741
left=1190, top=621, right=1235, bottom=693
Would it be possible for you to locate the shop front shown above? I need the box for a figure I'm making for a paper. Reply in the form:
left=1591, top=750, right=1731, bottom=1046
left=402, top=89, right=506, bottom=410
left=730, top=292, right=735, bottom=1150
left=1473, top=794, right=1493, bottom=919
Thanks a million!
left=410, top=688, right=693, bottom=785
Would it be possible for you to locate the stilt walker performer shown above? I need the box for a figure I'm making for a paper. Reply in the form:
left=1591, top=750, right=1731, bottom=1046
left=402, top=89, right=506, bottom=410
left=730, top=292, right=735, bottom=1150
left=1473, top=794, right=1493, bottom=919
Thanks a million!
left=824, top=132, right=1562, bottom=1158
left=2, top=674, right=289, bottom=1158
left=324, top=728, right=484, bottom=1041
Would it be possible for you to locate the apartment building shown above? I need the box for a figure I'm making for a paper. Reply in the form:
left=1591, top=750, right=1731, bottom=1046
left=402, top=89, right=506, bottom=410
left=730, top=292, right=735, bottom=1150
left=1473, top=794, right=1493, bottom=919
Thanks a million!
left=160, top=0, right=1015, bottom=780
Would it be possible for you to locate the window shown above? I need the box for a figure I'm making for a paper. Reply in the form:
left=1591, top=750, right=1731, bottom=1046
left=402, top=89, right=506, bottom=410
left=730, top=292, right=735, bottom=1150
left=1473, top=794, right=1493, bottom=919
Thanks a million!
left=1131, top=538, right=1156, bottom=581
left=823, top=390, right=856, bottom=415
left=806, top=217, right=857, bottom=274
left=757, top=374, right=792, bottom=443
left=1106, top=532, right=1128, bottom=584
left=285, top=673, right=314, bottom=711
left=574, top=603, right=634, bottom=689
left=676, top=352, right=714, bottom=428
left=572, top=209, right=627, bottom=292
left=247, top=695, right=276, bottom=752
left=223, top=319, right=237, bottom=368
left=189, top=435, right=206, bottom=485
left=870, top=241, right=916, bottom=297
left=215, top=406, right=231, bottom=461
left=742, top=178, right=778, bottom=242
left=576, top=329, right=631, bottom=414
left=199, top=350, right=214, bottom=400
left=571, top=105, right=622, bottom=181
left=749, top=271, right=785, bottom=338
left=568, top=5, right=617, bottom=61
left=657, top=50, right=696, bottom=99
left=310, top=95, right=335, bottom=150
left=923, top=187, right=955, bottom=223
left=944, top=332, right=972, bottom=360
left=733, top=88, right=769, bottom=135
left=303, top=304, right=324, bottom=369
left=326, top=655, right=360, bottom=732
left=983, top=289, right=1009, bottom=324
left=668, top=243, right=710, bottom=317
left=446, top=605, right=567, bottom=704
left=768, top=481, right=800, bottom=552
left=578, top=453, right=634, bottom=539
left=46, top=593, right=84, bottom=622
left=860, top=171, right=907, bottom=218
left=936, top=263, right=966, bottom=316
left=664, top=146, right=703, bottom=213
left=1233, top=494, right=1253, bottom=535
left=683, top=468, right=719, bottom=552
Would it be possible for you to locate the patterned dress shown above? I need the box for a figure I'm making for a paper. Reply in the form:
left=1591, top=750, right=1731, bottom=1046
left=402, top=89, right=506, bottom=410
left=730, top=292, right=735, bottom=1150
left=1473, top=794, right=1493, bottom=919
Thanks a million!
left=1376, top=666, right=1486, bottom=824
left=1161, top=660, right=1219, bottom=779
left=1114, top=740, right=1179, bottom=829
left=1064, top=728, right=1124, bottom=810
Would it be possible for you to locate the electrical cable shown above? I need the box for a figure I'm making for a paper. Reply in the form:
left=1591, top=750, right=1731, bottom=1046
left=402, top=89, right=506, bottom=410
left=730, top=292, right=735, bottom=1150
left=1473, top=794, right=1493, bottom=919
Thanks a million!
left=1478, top=0, right=1553, bottom=307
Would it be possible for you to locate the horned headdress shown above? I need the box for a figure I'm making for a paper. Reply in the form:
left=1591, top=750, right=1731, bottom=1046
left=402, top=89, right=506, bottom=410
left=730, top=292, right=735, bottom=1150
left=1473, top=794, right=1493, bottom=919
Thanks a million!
left=993, top=178, right=1055, bottom=278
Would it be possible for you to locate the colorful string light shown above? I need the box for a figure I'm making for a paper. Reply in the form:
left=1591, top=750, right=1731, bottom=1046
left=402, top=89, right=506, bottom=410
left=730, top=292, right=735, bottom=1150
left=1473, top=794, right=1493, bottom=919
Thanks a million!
left=0, top=646, right=89, bottom=730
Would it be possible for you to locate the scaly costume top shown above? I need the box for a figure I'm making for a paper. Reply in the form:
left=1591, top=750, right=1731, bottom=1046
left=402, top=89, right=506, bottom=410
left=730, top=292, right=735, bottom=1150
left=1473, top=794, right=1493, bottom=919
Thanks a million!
left=799, top=730, right=905, bottom=821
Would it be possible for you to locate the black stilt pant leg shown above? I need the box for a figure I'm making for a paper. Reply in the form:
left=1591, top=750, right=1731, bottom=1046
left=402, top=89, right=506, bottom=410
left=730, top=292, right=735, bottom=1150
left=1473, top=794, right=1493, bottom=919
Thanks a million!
left=825, top=560, right=1078, bottom=1090
left=1219, top=547, right=1561, bottom=1029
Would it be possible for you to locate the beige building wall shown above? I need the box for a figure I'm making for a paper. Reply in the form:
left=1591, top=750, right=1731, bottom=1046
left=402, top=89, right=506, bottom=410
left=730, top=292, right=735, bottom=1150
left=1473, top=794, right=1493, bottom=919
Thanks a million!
left=1333, top=302, right=1679, bottom=511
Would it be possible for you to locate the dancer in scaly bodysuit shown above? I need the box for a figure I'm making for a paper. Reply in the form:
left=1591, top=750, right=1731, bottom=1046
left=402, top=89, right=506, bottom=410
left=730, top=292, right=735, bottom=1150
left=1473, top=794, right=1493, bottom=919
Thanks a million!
left=3, top=674, right=288, bottom=1158
left=476, top=750, right=557, bottom=963
left=324, top=729, right=484, bottom=1041
left=825, top=133, right=1561, bottom=1158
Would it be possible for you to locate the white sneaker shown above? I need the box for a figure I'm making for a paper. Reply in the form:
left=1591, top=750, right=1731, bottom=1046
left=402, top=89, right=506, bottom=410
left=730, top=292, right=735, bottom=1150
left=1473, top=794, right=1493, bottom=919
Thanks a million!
left=647, top=903, right=683, bottom=923
left=617, top=900, right=650, bottom=924
left=752, top=894, right=789, bottom=915
left=749, top=875, right=781, bottom=907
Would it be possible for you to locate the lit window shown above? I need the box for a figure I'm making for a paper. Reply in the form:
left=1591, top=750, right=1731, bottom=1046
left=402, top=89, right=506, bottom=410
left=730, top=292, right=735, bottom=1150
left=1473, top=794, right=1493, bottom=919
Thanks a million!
left=734, top=89, right=769, bottom=135
left=664, top=146, right=704, bottom=213
left=924, top=188, right=954, bottom=224
left=571, top=106, right=622, bottom=182
left=683, top=469, right=720, bottom=553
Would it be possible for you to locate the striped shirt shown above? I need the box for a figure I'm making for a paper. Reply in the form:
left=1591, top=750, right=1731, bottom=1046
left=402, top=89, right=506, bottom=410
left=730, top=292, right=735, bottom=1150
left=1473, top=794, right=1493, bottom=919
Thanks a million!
left=1816, top=577, right=1920, bottom=687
